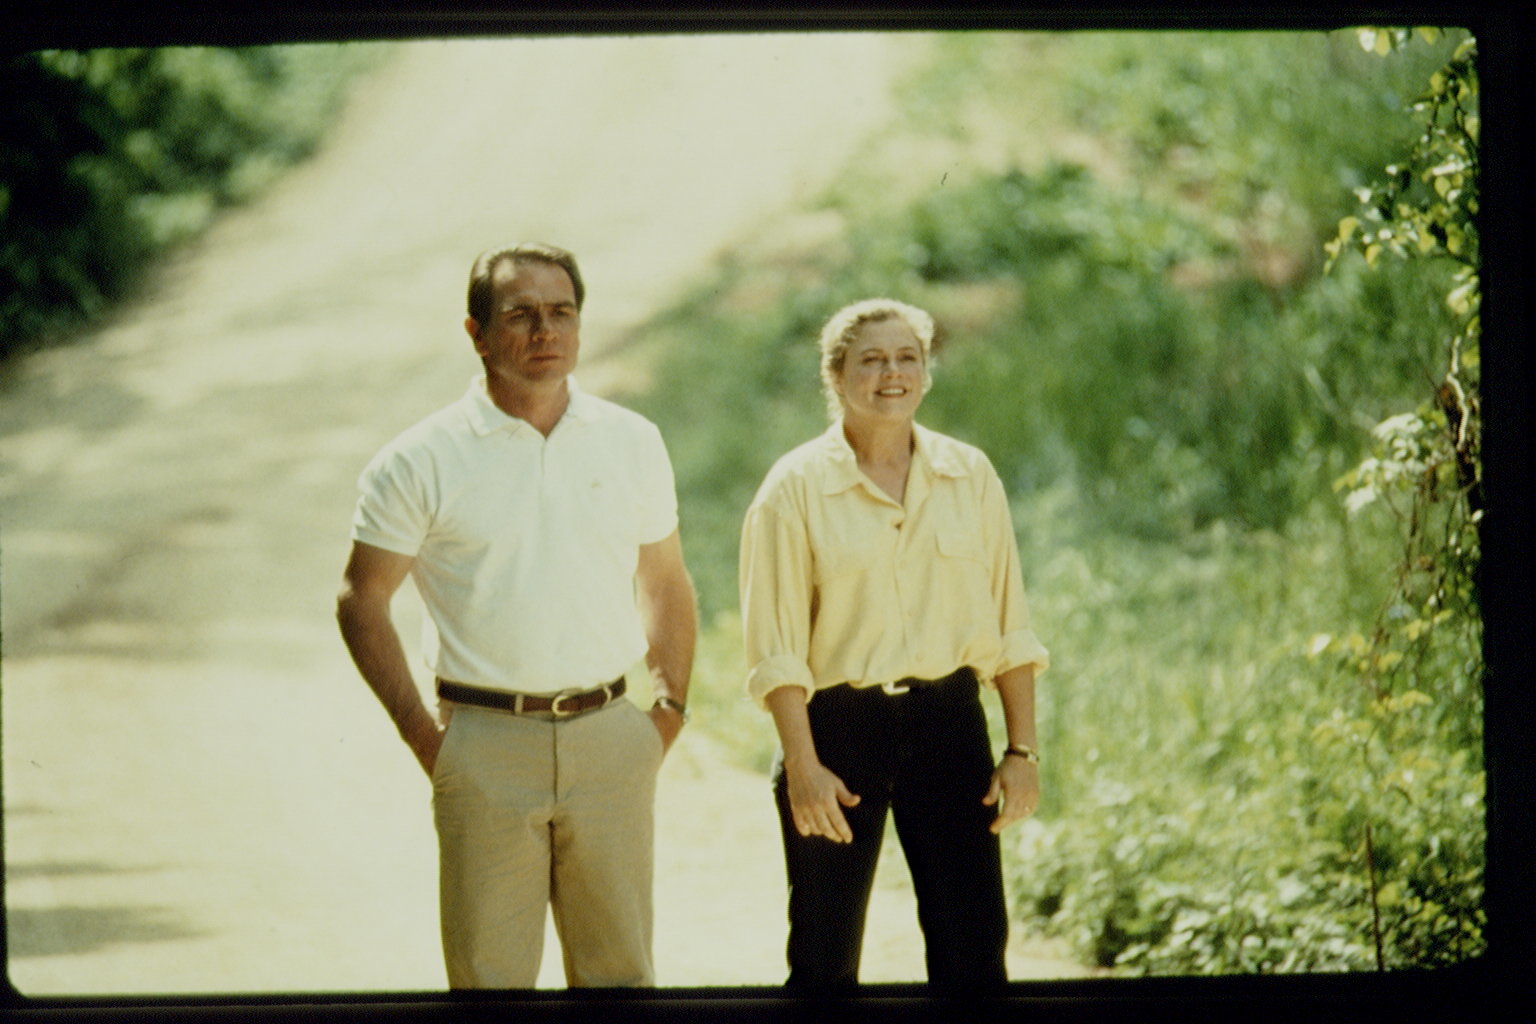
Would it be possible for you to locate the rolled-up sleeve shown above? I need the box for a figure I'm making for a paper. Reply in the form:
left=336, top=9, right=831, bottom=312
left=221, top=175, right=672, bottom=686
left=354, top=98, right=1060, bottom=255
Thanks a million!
left=982, top=466, right=1050, bottom=680
left=740, top=500, right=817, bottom=707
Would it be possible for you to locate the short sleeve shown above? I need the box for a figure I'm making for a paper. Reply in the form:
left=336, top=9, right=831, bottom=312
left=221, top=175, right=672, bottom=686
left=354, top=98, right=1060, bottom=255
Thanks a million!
left=351, top=449, right=430, bottom=557
left=635, top=421, right=679, bottom=545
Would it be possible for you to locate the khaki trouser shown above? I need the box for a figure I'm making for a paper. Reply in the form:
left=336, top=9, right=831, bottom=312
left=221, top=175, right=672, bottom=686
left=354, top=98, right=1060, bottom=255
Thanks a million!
left=431, top=698, right=665, bottom=988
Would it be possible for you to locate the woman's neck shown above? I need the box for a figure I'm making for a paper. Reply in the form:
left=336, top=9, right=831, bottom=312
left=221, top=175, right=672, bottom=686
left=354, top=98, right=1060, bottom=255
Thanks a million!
left=843, top=416, right=914, bottom=503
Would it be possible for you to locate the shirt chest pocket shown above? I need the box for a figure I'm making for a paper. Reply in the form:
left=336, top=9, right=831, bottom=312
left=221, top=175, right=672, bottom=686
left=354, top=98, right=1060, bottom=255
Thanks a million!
left=935, top=528, right=988, bottom=567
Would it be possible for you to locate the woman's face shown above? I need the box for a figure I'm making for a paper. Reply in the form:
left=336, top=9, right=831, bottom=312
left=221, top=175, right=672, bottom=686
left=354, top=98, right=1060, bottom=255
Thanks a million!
left=834, top=317, right=926, bottom=426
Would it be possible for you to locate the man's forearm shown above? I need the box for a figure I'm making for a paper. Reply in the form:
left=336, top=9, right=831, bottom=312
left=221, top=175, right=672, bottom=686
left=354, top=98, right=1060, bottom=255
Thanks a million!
left=337, top=596, right=436, bottom=745
left=643, top=573, right=697, bottom=705
left=636, top=531, right=698, bottom=705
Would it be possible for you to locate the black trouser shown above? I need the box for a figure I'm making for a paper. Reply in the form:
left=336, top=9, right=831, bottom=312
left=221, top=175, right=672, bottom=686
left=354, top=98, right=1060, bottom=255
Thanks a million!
left=773, top=667, right=1009, bottom=992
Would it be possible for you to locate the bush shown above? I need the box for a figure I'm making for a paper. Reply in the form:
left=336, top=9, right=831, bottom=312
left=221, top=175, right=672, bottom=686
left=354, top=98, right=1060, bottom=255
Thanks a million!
left=1002, top=498, right=1484, bottom=974
left=2, top=43, right=382, bottom=356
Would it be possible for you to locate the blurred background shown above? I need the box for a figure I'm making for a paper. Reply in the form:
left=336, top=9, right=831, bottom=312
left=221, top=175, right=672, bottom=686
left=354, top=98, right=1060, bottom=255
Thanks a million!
left=2, top=25, right=1485, bottom=995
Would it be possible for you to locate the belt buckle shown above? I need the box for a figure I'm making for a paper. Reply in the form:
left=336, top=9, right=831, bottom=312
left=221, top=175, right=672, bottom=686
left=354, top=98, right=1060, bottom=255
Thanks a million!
left=548, top=689, right=581, bottom=718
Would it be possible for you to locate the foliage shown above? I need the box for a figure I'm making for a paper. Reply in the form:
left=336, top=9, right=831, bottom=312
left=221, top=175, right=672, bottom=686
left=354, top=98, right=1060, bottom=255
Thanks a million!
left=1002, top=495, right=1482, bottom=973
left=1007, top=26, right=1485, bottom=975
left=888, top=164, right=1314, bottom=536
left=1, top=44, right=382, bottom=357
left=1003, top=504, right=1361, bottom=972
left=1312, top=26, right=1485, bottom=970
left=1058, top=31, right=1449, bottom=254
left=824, top=29, right=1464, bottom=542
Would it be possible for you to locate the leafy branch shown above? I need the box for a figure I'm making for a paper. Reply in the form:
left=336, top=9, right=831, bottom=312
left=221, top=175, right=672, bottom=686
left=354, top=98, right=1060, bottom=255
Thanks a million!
left=1312, top=26, right=1484, bottom=969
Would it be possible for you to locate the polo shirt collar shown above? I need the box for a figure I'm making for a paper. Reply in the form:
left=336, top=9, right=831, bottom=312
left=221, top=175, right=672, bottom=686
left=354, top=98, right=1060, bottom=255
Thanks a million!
left=461, top=375, right=600, bottom=436
left=818, top=420, right=969, bottom=496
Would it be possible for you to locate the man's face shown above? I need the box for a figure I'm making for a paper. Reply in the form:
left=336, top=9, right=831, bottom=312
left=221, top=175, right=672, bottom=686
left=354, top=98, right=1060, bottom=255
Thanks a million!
left=469, top=259, right=581, bottom=389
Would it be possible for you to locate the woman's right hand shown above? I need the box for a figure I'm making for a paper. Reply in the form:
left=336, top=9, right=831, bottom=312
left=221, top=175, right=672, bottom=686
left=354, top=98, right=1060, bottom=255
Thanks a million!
left=783, top=757, right=861, bottom=844
left=765, top=686, right=861, bottom=843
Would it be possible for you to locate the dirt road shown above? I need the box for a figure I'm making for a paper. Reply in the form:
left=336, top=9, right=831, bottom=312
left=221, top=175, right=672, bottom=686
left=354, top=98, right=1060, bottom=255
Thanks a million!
left=2, top=34, right=1090, bottom=996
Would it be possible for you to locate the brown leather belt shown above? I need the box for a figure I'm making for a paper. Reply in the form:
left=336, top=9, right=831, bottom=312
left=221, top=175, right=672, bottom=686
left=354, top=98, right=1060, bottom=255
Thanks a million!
left=437, top=677, right=626, bottom=719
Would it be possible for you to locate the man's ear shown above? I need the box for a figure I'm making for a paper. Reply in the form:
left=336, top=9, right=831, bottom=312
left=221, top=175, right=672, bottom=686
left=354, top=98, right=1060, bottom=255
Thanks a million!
left=465, top=316, right=484, bottom=353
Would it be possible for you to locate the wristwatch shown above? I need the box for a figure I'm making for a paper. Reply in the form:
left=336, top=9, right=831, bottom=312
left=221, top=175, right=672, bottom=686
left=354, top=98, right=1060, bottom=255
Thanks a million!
left=1003, top=743, right=1040, bottom=764
left=653, top=696, right=691, bottom=724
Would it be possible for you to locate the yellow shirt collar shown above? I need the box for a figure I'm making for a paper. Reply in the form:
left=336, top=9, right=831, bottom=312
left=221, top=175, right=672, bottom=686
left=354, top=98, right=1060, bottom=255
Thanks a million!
left=817, top=420, right=970, bottom=495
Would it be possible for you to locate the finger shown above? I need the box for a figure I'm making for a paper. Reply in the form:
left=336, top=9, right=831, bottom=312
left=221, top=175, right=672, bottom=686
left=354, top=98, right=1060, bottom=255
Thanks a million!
left=991, top=799, right=1037, bottom=833
left=827, top=807, right=855, bottom=844
left=836, top=782, right=861, bottom=808
left=982, top=773, right=1001, bottom=807
left=798, top=803, right=832, bottom=841
left=807, top=795, right=853, bottom=843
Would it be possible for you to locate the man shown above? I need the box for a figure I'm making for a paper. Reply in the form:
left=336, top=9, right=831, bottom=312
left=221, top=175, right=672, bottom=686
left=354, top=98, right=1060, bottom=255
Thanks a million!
left=336, top=242, right=697, bottom=989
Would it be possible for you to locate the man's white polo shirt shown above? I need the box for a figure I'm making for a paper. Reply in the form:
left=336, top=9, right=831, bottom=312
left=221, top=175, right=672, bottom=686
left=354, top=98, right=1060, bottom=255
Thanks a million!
left=352, top=376, right=678, bottom=695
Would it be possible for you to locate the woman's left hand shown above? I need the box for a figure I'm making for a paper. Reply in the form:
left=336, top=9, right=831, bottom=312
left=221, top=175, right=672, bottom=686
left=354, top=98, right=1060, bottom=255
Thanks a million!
left=983, top=755, right=1039, bottom=833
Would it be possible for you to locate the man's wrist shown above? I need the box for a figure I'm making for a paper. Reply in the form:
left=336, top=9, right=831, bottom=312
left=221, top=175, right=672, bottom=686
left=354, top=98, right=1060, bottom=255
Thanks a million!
left=398, top=704, right=439, bottom=741
left=653, top=696, right=690, bottom=724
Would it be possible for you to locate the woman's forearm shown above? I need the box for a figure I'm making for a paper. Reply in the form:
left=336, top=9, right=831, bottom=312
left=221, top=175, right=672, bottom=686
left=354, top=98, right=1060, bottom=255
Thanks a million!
left=765, top=685, right=821, bottom=770
left=993, top=663, right=1038, bottom=751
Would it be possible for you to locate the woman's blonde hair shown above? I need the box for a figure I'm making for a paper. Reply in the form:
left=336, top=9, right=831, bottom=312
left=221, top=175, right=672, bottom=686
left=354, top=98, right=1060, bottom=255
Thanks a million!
left=817, top=298, right=936, bottom=420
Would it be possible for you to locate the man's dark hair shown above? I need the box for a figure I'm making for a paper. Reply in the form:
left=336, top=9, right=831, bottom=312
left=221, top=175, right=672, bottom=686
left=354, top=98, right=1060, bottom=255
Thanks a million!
left=466, top=243, right=586, bottom=327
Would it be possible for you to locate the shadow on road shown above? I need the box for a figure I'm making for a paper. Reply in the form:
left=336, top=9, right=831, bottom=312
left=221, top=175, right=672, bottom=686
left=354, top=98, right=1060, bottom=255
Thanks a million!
left=7, top=903, right=205, bottom=959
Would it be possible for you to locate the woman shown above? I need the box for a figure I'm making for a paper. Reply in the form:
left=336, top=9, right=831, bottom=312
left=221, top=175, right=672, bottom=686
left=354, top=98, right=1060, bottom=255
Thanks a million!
left=739, top=298, right=1050, bottom=991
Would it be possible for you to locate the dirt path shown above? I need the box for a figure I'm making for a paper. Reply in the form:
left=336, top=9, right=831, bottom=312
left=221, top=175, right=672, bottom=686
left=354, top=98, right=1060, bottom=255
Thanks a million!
left=2, top=34, right=1090, bottom=995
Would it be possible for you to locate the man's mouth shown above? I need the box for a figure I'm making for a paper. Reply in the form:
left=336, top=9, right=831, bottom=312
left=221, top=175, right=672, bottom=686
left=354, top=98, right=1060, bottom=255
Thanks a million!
left=877, top=387, right=908, bottom=397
